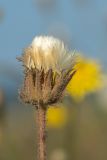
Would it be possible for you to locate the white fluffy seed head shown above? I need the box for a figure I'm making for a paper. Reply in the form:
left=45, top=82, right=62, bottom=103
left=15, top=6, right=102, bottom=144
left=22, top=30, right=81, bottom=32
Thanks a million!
left=21, top=36, right=76, bottom=72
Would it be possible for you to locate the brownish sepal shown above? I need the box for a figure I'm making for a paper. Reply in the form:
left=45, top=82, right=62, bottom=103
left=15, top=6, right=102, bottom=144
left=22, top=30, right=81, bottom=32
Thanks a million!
left=20, top=68, right=76, bottom=108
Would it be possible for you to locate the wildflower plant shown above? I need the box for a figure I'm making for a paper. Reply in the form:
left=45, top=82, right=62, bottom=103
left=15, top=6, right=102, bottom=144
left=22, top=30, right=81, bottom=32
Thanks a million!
left=67, top=57, right=102, bottom=101
left=47, top=106, right=68, bottom=128
left=17, top=36, right=76, bottom=160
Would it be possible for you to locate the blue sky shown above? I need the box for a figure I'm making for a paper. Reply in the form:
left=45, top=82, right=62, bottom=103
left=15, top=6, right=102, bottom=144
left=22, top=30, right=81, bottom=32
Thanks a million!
left=0, top=0, right=107, bottom=67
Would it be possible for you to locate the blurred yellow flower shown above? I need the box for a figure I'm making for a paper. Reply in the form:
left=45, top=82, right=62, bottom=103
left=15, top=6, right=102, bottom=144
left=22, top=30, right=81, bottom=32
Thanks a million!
left=47, top=106, right=68, bottom=128
left=66, top=57, right=102, bottom=101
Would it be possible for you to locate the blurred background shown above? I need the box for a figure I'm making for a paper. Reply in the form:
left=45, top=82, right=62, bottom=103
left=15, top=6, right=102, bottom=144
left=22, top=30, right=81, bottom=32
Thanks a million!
left=0, top=0, right=107, bottom=160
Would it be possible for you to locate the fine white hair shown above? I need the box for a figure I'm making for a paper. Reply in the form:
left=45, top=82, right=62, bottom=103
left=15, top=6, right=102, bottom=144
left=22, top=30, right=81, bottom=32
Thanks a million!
left=22, top=36, right=76, bottom=72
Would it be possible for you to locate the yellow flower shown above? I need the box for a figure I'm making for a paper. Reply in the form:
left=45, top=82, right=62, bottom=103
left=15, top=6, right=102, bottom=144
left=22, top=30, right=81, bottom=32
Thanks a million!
left=66, top=57, right=102, bottom=101
left=47, top=106, right=68, bottom=128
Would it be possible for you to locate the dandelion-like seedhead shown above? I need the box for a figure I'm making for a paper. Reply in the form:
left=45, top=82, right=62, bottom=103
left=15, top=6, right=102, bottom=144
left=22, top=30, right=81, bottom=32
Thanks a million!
left=21, top=36, right=75, bottom=72
left=18, top=36, right=76, bottom=108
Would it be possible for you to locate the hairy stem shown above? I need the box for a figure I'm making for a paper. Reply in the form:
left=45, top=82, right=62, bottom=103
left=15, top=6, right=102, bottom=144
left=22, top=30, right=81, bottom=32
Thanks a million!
left=36, top=103, right=47, bottom=160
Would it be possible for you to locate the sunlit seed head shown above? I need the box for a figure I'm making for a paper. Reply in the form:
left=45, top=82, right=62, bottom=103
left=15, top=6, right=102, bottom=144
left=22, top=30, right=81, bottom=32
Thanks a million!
left=21, top=36, right=76, bottom=72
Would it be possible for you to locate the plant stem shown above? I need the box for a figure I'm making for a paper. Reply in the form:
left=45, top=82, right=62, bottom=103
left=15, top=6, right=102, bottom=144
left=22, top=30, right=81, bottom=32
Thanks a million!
left=36, top=103, right=47, bottom=160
